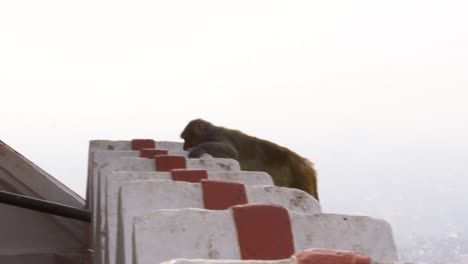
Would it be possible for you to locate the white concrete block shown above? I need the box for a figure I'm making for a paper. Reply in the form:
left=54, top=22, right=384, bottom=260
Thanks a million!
left=135, top=209, right=239, bottom=264
left=161, top=258, right=294, bottom=264
left=114, top=181, right=203, bottom=264
left=204, top=171, right=273, bottom=186
left=105, top=170, right=273, bottom=264
left=160, top=258, right=413, bottom=264
left=186, top=158, right=240, bottom=171
left=106, top=170, right=273, bottom=264
left=290, top=214, right=397, bottom=261
left=89, top=140, right=132, bottom=152
left=115, top=181, right=320, bottom=264
left=133, top=209, right=398, bottom=264
left=89, top=151, right=140, bottom=264
left=89, top=148, right=188, bottom=208
left=96, top=157, right=240, bottom=264
left=156, top=141, right=185, bottom=152
left=87, top=140, right=185, bottom=215
left=89, top=149, right=189, bottom=227
left=246, top=186, right=321, bottom=213
left=89, top=140, right=184, bottom=152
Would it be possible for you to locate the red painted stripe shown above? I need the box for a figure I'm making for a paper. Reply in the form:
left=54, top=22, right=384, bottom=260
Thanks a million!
left=201, top=180, right=248, bottom=210
left=232, top=204, right=295, bottom=260
left=294, top=249, right=371, bottom=264
left=140, top=148, right=168, bottom=159
left=131, top=139, right=156, bottom=150
left=171, top=169, right=208, bottom=183
left=155, top=155, right=186, bottom=171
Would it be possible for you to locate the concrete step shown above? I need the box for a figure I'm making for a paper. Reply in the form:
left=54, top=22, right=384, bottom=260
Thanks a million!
left=89, top=139, right=184, bottom=152
left=161, top=257, right=413, bottom=264
left=103, top=170, right=274, bottom=264
left=90, top=152, right=240, bottom=264
left=132, top=204, right=397, bottom=264
left=113, top=180, right=321, bottom=264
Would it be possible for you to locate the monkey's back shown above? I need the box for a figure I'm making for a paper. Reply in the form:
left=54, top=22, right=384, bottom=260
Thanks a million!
left=215, top=127, right=318, bottom=198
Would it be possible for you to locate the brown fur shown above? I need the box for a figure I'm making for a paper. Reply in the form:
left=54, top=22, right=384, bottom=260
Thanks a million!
left=180, top=119, right=319, bottom=200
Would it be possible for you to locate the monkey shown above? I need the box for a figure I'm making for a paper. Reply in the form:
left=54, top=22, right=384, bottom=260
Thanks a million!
left=180, top=119, right=319, bottom=200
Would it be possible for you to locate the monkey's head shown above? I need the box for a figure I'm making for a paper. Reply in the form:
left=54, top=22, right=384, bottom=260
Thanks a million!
left=180, top=119, right=214, bottom=150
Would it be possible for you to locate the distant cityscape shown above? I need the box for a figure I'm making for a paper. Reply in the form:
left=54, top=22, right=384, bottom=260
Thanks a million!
left=399, top=233, right=468, bottom=264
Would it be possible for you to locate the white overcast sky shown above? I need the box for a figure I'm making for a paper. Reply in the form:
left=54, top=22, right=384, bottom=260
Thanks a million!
left=1, top=0, right=468, bottom=255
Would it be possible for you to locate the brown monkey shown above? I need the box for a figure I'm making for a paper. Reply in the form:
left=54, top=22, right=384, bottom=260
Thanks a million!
left=180, top=119, right=319, bottom=200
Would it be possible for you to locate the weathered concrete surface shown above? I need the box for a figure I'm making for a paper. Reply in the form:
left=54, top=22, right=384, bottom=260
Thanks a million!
left=133, top=209, right=398, bottom=264
left=87, top=149, right=196, bottom=264
left=114, top=181, right=320, bottom=264
left=134, top=209, right=239, bottom=264
left=161, top=258, right=413, bottom=264
left=106, top=170, right=273, bottom=264
left=161, top=258, right=294, bottom=264
left=88, top=140, right=184, bottom=153
left=88, top=151, right=139, bottom=264
left=92, top=156, right=240, bottom=264
left=0, top=141, right=89, bottom=264
left=246, top=186, right=321, bottom=213
left=290, top=213, right=397, bottom=262
left=87, top=141, right=186, bottom=209
left=293, top=248, right=371, bottom=264
left=88, top=149, right=187, bottom=211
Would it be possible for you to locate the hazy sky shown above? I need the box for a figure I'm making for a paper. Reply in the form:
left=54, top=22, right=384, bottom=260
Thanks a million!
left=1, top=0, right=468, bottom=261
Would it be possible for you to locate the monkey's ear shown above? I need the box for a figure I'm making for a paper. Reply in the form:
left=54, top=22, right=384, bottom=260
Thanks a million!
left=192, top=119, right=208, bottom=135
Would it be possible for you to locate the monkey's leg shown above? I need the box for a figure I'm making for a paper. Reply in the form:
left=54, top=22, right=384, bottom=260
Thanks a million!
left=188, top=142, right=239, bottom=159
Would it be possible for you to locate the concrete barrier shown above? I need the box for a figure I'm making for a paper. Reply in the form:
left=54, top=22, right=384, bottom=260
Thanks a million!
left=161, top=258, right=412, bottom=264
left=94, top=157, right=240, bottom=264
left=88, top=149, right=188, bottom=241
left=115, top=180, right=320, bottom=264
left=87, top=139, right=185, bottom=209
left=89, top=151, right=236, bottom=229
left=133, top=205, right=398, bottom=264
left=107, top=170, right=274, bottom=264
left=105, top=170, right=273, bottom=264
left=88, top=149, right=188, bottom=209
left=161, top=259, right=293, bottom=264
left=89, top=139, right=184, bottom=152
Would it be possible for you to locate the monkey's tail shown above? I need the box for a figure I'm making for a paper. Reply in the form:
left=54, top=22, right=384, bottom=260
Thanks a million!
left=293, top=156, right=319, bottom=201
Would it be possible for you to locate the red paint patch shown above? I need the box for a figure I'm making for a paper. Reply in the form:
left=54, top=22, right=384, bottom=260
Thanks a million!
left=156, top=155, right=186, bottom=171
left=131, top=139, right=156, bottom=150
left=294, top=248, right=371, bottom=264
left=201, top=180, right=248, bottom=210
left=140, top=148, right=168, bottom=159
left=171, top=169, right=208, bottom=183
left=232, top=204, right=294, bottom=260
